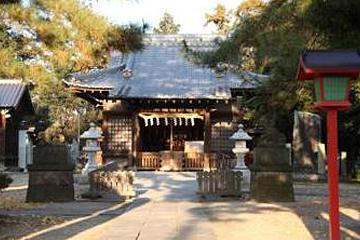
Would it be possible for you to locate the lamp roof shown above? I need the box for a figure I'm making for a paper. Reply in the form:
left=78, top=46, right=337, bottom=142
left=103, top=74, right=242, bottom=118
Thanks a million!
left=230, top=124, right=252, bottom=141
left=297, top=50, right=360, bottom=80
left=80, top=123, right=102, bottom=139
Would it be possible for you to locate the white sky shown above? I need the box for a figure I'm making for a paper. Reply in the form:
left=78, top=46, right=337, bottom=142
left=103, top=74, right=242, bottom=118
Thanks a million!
left=90, top=0, right=243, bottom=34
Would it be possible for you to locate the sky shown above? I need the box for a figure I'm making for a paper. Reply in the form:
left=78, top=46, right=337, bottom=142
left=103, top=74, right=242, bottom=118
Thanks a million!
left=90, top=0, right=243, bottom=34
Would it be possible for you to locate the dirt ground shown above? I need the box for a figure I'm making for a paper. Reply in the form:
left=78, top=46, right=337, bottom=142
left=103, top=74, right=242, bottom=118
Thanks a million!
left=0, top=173, right=80, bottom=240
left=0, top=215, right=69, bottom=240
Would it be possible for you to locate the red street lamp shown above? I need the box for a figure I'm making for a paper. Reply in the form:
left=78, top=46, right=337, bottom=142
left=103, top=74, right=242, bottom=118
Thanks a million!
left=297, top=50, right=360, bottom=240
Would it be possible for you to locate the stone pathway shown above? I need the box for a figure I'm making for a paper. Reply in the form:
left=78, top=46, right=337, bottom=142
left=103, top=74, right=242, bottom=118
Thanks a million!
left=68, top=172, right=216, bottom=240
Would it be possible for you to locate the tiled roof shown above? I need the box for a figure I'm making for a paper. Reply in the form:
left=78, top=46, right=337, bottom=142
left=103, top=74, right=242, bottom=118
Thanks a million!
left=0, top=79, right=27, bottom=108
left=69, top=34, right=268, bottom=99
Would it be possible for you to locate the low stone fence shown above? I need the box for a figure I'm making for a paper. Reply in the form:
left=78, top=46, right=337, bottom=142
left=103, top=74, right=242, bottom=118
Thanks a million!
left=197, top=168, right=242, bottom=198
left=89, top=170, right=135, bottom=198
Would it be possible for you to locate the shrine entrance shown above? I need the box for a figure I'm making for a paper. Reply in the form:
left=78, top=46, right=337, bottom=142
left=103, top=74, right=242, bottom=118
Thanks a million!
left=136, top=112, right=206, bottom=171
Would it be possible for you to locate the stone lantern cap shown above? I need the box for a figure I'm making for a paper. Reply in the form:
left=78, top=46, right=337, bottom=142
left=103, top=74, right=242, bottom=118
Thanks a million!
left=230, top=124, right=252, bottom=141
left=80, top=123, right=102, bottom=139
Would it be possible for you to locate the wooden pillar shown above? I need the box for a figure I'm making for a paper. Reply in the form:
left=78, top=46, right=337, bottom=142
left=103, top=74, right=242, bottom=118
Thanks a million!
left=101, top=113, right=109, bottom=164
left=204, top=110, right=211, bottom=171
left=170, top=122, right=173, bottom=151
left=0, top=111, right=6, bottom=166
left=132, top=112, right=140, bottom=168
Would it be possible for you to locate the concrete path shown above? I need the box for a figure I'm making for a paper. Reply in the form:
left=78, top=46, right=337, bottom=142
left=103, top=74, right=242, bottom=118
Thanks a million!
left=68, top=172, right=216, bottom=240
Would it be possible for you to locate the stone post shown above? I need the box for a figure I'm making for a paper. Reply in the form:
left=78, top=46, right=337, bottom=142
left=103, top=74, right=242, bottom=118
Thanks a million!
left=250, top=128, right=294, bottom=202
left=317, top=143, right=326, bottom=175
left=26, top=145, right=75, bottom=202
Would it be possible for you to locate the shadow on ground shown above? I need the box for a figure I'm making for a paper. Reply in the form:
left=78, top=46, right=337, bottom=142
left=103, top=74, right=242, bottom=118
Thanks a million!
left=24, top=198, right=150, bottom=240
left=1, top=172, right=359, bottom=240
left=289, top=183, right=360, bottom=240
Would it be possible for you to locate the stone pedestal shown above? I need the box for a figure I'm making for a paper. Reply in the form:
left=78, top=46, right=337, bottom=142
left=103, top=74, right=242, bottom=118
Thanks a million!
left=250, top=143, right=294, bottom=202
left=26, top=145, right=74, bottom=202
left=233, top=151, right=251, bottom=192
left=82, top=150, right=98, bottom=175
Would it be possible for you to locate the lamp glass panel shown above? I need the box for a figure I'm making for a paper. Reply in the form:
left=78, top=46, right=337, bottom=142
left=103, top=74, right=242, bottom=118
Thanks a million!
left=323, top=76, right=348, bottom=101
left=314, top=79, right=321, bottom=102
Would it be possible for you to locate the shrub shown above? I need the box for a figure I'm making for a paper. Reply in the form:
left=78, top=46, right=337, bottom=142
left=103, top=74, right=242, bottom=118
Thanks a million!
left=0, top=173, right=13, bottom=191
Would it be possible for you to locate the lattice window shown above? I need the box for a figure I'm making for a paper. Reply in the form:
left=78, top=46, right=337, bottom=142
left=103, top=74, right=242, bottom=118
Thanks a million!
left=108, top=117, right=132, bottom=153
left=211, top=122, right=235, bottom=152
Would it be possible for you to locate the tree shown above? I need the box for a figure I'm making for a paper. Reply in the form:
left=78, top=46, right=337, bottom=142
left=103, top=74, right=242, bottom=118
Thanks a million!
left=0, top=0, right=144, bottom=143
left=195, top=0, right=360, bottom=176
left=153, top=12, right=180, bottom=34
left=205, top=4, right=231, bottom=34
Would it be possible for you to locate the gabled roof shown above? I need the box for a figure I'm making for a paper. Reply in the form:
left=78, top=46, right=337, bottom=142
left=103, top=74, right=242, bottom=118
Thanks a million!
left=0, top=79, right=34, bottom=113
left=0, top=80, right=27, bottom=107
left=67, top=34, right=268, bottom=100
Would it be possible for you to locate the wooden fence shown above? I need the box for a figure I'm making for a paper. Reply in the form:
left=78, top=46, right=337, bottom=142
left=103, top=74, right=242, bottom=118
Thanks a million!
left=183, top=153, right=204, bottom=170
left=137, top=151, right=235, bottom=171
left=137, top=151, right=205, bottom=171
left=197, top=168, right=242, bottom=198
left=137, top=152, right=161, bottom=170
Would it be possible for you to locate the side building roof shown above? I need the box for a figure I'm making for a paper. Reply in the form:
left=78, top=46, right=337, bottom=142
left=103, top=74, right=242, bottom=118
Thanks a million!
left=66, top=34, right=268, bottom=100
left=0, top=79, right=34, bottom=114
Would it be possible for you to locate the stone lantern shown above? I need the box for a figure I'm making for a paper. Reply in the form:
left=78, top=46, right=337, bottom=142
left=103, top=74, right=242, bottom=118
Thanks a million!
left=80, top=123, right=102, bottom=175
left=230, top=124, right=252, bottom=192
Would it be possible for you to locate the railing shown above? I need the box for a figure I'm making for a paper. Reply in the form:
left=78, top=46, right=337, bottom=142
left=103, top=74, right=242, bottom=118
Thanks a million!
left=137, top=152, right=161, bottom=170
left=184, top=153, right=204, bottom=170
left=197, top=168, right=242, bottom=198
left=137, top=151, right=204, bottom=170
left=136, top=151, right=235, bottom=171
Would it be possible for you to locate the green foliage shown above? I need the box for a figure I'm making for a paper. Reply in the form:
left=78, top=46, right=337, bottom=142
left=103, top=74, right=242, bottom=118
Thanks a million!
left=0, top=0, right=143, bottom=143
left=153, top=12, right=180, bottom=34
left=0, top=173, right=13, bottom=191
left=306, top=0, right=360, bottom=49
left=205, top=4, right=231, bottom=34
left=200, top=0, right=360, bottom=171
left=200, top=0, right=315, bottom=139
left=0, top=0, right=20, bottom=5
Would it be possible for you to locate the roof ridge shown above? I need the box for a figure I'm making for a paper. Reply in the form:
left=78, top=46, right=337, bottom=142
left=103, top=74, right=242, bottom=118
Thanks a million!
left=146, top=33, right=225, bottom=37
left=0, top=79, right=24, bottom=85
left=144, top=34, right=225, bottom=46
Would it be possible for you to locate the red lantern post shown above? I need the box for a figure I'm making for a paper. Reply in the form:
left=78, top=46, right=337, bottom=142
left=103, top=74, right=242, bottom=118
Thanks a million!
left=297, top=50, right=360, bottom=240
